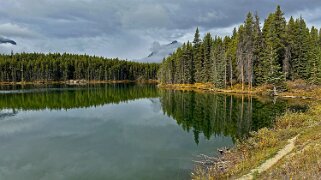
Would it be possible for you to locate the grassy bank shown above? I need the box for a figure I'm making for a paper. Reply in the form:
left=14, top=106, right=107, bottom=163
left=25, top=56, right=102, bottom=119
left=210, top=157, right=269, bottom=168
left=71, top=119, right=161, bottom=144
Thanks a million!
left=158, top=80, right=321, bottom=100
left=158, top=81, right=321, bottom=179
left=181, top=81, right=321, bottom=179
left=192, top=102, right=321, bottom=179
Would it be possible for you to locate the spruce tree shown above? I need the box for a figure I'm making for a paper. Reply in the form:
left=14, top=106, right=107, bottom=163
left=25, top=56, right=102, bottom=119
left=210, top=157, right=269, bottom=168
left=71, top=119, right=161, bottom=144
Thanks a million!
left=253, top=12, right=263, bottom=85
left=193, top=27, right=203, bottom=82
left=243, top=12, right=254, bottom=89
left=202, top=33, right=213, bottom=82
left=212, top=37, right=226, bottom=88
left=284, top=16, right=296, bottom=80
left=291, top=17, right=310, bottom=79
left=308, top=27, right=321, bottom=83
left=236, top=25, right=246, bottom=90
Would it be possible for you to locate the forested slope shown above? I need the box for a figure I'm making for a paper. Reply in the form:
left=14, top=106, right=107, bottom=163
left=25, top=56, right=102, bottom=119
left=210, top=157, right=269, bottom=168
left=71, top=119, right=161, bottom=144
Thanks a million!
left=158, top=6, right=321, bottom=90
left=0, top=53, right=159, bottom=82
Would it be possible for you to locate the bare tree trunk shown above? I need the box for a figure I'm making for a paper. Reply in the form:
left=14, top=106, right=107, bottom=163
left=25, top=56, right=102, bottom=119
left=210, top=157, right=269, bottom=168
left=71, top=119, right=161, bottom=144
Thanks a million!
left=283, top=46, right=291, bottom=81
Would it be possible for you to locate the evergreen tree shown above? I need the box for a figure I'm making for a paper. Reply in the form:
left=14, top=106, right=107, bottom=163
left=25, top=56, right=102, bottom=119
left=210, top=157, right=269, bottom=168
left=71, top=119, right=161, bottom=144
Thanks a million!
left=284, top=16, right=296, bottom=80
left=158, top=5, right=321, bottom=88
left=308, top=27, right=321, bottom=83
left=260, top=6, right=286, bottom=85
left=182, top=42, right=194, bottom=84
left=193, top=27, right=203, bottom=82
left=253, top=12, right=264, bottom=85
left=243, top=12, right=255, bottom=89
left=236, top=25, right=246, bottom=90
left=212, top=37, right=226, bottom=88
left=202, top=33, right=213, bottom=82
left=291, top=17, right=310, bottom=79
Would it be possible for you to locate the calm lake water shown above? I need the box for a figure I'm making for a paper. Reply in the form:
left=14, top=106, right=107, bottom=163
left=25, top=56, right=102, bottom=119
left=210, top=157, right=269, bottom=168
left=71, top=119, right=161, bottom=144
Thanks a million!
left=0, top=84, right=306, bottom=180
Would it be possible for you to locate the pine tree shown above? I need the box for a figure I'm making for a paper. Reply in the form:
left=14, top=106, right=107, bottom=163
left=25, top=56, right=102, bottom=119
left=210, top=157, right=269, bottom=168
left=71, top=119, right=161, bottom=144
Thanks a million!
left=212, top=37, right=226, bottom=88
left=291, top=17, right=310, bottom=79
left=193, top=27, right=201, bottom=45
left=253, top=12, right=263, bottom=85
left=182, top=42, right=194, bottom=84
left=236, top=25, right=246, bottom=90
left=273, top=5, right=287, bottom=68
left=260, top=6, right=286, bottom=86
left=202, top=33, right=213, bottom=82
left=226, top=28, right=238, bottom=87
left=284, top=16, right=296, bottom=80
left=193, top=27, right=203, bottom=82
left=308, top=27, right=321, bottom=83
left=243, top=12, right=255, bottom=90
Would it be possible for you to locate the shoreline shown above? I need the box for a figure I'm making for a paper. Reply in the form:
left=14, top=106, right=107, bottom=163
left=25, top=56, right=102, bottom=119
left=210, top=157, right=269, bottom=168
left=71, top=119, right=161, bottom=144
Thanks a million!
left=180, top=81, right=321, bottom=179
left=158, top=82, right=321, bottom=101
left=0, top=79, right=159, bottom=86
left=193, top=101, right=321, bottom=179
left=157, top=82, right=321, bottom=178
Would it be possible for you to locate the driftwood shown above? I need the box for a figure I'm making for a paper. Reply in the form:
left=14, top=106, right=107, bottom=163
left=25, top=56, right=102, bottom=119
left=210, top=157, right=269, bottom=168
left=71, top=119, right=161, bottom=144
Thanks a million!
left=193, top=147, right=231, bottom=172
left=273, top=86, right=278, bottom=96
left=282, top=95, right=313, bottom=99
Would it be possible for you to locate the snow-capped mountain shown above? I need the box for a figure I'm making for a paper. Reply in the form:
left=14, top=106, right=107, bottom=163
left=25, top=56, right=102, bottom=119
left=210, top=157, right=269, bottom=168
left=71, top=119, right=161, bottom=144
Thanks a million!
left=140, top=41, right=182, bottom=63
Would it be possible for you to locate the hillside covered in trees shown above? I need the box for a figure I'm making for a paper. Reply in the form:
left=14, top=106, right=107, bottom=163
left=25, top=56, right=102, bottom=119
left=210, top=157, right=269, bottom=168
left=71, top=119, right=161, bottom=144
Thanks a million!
left=0, top=53, right=159, bottom=83
left=158, top=6, right=321, bottom=90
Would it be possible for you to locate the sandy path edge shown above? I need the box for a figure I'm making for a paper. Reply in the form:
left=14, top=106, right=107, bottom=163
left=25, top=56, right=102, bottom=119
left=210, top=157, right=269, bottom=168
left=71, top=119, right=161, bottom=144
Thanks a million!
left=237, top=135, right=299, bottom=180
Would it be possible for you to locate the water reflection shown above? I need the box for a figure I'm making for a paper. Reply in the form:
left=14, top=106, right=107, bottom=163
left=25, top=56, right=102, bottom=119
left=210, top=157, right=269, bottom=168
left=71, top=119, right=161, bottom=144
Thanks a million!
left=0, top=84, right=158, bottom=110
left=159, top=90, right=296, bottom=143
left=0, top=84, right=309, bottom=179
left=0, top=84, right=306, bottom=142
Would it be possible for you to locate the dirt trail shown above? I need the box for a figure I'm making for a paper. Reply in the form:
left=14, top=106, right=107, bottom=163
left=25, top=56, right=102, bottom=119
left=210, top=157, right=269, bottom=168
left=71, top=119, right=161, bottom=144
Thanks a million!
left=237, top=135, right=299, bottom=180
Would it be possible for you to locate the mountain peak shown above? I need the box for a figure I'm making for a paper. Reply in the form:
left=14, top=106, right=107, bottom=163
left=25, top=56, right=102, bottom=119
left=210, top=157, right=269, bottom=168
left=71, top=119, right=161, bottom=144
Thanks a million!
left=170, top=40, right=178, bottom=44
left=140, top=41, right=182, bottom=63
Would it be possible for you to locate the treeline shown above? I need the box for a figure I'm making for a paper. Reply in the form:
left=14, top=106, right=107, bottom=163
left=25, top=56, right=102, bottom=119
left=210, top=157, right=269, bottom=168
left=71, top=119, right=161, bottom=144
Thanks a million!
left=0, top=84, right=158, bottom=110
left=159, top=6, right=321, bottom=89
left=0, top=53, right=159, bottom=82
left=160, top=90, right=288, bottom=143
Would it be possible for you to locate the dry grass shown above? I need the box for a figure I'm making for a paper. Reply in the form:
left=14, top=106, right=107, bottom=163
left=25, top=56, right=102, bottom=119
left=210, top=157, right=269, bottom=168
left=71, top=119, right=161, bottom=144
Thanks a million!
left=192, top=103, right=321, bottom=179
left=262, top=125, right=321, bottom=179
left=280, top=80, right=321, bottom=99
left=159, top=80, right=321, bottom=101
left=158, top=83, right=270, bottom=96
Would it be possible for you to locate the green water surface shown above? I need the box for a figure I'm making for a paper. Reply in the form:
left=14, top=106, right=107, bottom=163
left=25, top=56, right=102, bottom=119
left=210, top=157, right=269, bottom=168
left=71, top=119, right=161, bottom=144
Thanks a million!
left=0, top=84, right=305, bottom=180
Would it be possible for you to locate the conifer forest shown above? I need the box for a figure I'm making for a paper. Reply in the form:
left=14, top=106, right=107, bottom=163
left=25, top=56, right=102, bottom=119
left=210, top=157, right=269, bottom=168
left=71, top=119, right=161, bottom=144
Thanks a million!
left=0, top=53, right=159, bottom=82
left=158, top=6, right=321, bottom=90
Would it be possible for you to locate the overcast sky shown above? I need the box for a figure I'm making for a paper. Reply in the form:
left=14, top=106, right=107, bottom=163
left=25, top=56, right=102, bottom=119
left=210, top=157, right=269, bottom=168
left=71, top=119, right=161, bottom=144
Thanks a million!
left=0, top=0, right=321, bottom=61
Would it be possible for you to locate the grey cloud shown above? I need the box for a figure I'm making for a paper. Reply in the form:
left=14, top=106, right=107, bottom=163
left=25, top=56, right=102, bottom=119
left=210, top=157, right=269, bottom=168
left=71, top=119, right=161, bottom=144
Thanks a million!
left=0, top=36, right=16, bottom=45
left=0, top=0, right=321, bottom=60
left=0, top=23, right=37, bottom=38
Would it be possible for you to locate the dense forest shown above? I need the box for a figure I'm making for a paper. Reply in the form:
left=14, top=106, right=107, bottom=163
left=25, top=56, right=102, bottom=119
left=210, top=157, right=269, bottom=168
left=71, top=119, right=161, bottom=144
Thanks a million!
left=158, top=6, right=321, bottom=90
left=0, top=53, right=159, bottom=82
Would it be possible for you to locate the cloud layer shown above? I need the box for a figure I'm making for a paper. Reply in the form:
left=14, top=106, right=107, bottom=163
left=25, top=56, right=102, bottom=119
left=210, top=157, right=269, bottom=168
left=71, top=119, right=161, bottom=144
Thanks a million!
left=0, top=0, right=321, bottom=60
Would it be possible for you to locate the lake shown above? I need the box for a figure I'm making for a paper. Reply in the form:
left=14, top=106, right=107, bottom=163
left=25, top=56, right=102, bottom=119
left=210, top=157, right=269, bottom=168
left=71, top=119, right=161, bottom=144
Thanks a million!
left=0, top=84, right=305, bottom=180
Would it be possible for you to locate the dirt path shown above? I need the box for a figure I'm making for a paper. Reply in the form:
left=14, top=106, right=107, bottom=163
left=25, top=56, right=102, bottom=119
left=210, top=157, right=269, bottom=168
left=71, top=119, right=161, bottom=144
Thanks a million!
left=237, top=135, right=299, bottom=180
